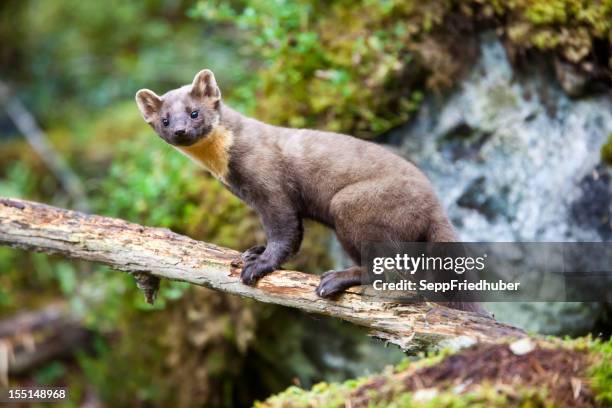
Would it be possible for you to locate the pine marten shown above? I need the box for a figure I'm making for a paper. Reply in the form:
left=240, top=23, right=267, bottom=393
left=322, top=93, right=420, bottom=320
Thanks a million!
left=135, top=69, right=481, bottom=313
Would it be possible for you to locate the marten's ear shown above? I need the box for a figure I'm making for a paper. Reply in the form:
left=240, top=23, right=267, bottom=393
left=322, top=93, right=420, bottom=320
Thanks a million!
left=135, top=89, right=163, bottom=122
left=190, top=69, right=221, bottom=102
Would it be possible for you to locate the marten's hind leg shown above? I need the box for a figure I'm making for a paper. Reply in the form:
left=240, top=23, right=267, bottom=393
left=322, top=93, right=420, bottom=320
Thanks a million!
left=315, top=183, right=400, bottom=298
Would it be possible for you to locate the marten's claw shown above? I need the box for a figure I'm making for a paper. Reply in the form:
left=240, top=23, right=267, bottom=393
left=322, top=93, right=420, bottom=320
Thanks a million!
left=241, top=245, right=266, bottom=263
left=316, top=269, right=361, bottom=298
left=240, top=258, right=275, bottom=285
left=316, top=275, right=343, bottom=298
left=316, top=267, right=364, bottom=298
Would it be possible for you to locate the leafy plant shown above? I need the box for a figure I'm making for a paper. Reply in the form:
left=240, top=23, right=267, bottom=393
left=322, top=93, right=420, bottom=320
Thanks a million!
left=191, top=0, right=611, bottom=137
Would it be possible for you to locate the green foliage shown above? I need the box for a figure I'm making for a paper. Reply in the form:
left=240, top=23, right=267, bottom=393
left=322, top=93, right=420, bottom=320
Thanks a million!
left=34, top=362, right=68, bottom=385
left=0, top=162, right=37, bottom=198
left=192, top=0, right=437, bottom=137
left=97, top=129, right=257, bottom=246
left=0, top=0, right=254, bottom=123
left=505, top=0, right=612, bottom=63
left=191, top=0, right=611, bottom=138
left=602, top=133, right=612, bottom=165
left=588, top=337, right=612, bottom=404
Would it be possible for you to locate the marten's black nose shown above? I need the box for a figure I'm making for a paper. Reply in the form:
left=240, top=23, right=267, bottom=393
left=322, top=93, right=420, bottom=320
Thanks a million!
left=174, top=129, right=186, bottom=136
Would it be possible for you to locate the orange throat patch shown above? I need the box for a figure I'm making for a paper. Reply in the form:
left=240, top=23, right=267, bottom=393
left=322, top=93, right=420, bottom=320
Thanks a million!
left=175, top=125, right=234, bottom=180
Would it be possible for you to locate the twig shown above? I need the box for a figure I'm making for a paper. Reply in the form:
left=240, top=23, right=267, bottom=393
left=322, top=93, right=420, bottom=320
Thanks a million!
left=0, top=82, right=89, bottom=212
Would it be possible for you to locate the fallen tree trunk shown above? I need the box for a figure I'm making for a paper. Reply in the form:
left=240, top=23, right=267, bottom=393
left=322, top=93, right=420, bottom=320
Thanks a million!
left=0, top=303, right=75, bottom=339
left=0, top=303, right=91, bottom=384
left=0, top=197, right=524, bottom=350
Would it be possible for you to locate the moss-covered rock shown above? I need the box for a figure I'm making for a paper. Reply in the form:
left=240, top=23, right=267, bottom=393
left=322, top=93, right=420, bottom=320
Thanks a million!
left=193, top=0, right=611, bottom=138
left=256, top=337, right=612, bottom=407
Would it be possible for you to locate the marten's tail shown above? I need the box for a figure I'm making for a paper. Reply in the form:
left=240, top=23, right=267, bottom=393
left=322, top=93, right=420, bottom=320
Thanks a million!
left=427, top=212, right=459, bottom=242
left=426, top=212, right=493, bottom=318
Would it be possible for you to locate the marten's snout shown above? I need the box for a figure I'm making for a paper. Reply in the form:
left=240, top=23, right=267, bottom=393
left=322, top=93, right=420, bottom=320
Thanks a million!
left=171, top=130, right=196, bottom=146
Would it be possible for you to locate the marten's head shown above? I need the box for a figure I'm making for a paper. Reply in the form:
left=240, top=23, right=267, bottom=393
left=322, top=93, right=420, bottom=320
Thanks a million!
left=135, top=69, right=221, bottom=147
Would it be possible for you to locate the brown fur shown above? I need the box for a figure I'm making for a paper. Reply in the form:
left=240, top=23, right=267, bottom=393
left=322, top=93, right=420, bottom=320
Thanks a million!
left=135, top=69, right=485, bottom=315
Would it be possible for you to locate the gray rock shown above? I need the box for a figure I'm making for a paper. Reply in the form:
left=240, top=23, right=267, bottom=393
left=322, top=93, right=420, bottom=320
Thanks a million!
left=381, top=33, right=612, bottom=335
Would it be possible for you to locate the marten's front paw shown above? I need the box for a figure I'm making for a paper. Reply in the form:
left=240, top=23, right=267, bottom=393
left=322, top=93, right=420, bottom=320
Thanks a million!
left=233, top=245, right=266, bottom=268
left=241, top=245, right=266, bottom=263
left=240, top=258, right=275, bottom=285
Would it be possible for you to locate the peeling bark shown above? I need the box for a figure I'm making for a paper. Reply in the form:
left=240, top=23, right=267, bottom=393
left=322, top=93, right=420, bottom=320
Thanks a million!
left=0, top=197, right=525, bottom=350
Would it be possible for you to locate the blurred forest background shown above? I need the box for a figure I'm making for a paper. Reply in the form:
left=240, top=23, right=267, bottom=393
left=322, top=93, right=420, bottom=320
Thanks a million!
left=0, top=0, right=611, bottom=407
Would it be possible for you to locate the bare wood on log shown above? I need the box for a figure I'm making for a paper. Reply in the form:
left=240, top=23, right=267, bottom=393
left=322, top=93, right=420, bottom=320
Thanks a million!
left=0, top=197, right=525, bottom=350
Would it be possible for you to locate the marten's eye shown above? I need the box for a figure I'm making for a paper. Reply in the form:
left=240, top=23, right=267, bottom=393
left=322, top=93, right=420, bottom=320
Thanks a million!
left=190, top=110, right=199, bottom=119
left=162, top=118, right=170, bottom=127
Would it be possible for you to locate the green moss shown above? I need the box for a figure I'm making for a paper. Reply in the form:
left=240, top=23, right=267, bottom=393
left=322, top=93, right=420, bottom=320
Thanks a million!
left=258, top=379, right=554, bottom=408
left=530, top=29, right=561, bottom=49
left=601, top=133, right=612, bottom=165
left=259, top=337, right=612, bottom=407
left=255, top=375, right=372, bottom=408
left=588, top=338, right=612, bottom=404
left=538, top=336, right=612, bottom=403
left=524, top=0, right=569, bottom=25
left=394, top=347, right=455, bottom=373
